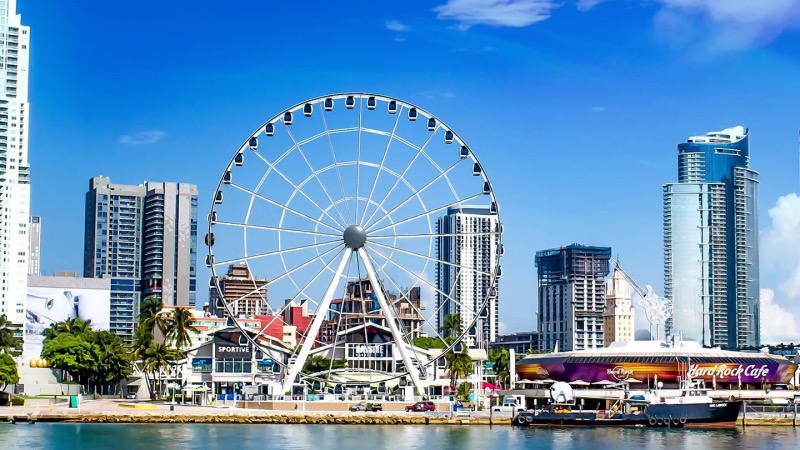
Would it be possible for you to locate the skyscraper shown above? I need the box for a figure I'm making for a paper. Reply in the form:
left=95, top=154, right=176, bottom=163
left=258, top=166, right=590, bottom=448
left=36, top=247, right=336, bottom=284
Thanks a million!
left=536, top=244, right=611, bottom=352
left=436, top=206, right=499, bottom=347
left=84, top=177, right=197, bottom=341
left=0, top=0, right=30, bottom=326
left=27, top=215, right=40, bottom=276
left=664, top=126, right=760, bottom=349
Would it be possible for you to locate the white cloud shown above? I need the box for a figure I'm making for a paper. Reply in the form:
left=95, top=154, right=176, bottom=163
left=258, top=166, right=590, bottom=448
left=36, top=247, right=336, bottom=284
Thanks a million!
left=386, top=20, right=410, bottom=32
left=119, top=130, right=167, bottom=146
left=434, top=0, right=561, bottom=29
left=654, top=0, right=800, bottom=51
left=577, top=0, right=606, bottom=11
left=760, top=192, right=800, bottom=344
left=499, top=321, right=510, bottom=335
left=760, top=288, right=800, bottom=344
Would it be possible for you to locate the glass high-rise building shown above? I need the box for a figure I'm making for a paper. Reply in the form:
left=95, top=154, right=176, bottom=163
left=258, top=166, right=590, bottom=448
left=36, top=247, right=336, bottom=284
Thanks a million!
left=663, top=126, right=759, bottom=349
left=436, top=206, right=499, bottom=347
left=84, top=177, right=197, bottom=341
left=0, top=0, right=30, bottom=326
left=536, top=244, right=611, bottom=352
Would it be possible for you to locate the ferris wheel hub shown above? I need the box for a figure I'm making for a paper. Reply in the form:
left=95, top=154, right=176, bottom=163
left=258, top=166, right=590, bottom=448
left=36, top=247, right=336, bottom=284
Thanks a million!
left=343, top=225, right=367, bottom=249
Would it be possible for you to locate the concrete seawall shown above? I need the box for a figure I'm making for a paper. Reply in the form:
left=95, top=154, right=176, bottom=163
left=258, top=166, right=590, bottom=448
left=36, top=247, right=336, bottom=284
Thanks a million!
left=2, top=411, right=511, bottom=425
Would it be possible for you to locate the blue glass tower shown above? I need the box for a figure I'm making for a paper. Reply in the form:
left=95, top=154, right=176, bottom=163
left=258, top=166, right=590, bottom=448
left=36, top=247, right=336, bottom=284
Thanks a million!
left=663, top=126, right=760, bottom=349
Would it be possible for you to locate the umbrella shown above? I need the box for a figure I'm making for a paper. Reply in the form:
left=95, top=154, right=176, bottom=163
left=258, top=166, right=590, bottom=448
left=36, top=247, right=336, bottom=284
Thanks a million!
left=482, top=381, right=502, bottom=390
left=539, top=378, right=556, bottom=384
left=518, top=379, right=533, bottom=384
left=621, top=378, right=643, bottom=384
left=569, top=380, right=590, bottom=386
left=593, top=380, right=616, bottom=386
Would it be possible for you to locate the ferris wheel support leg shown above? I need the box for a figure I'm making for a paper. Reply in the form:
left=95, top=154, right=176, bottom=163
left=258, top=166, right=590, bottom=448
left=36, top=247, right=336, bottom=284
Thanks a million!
left=281, top=248, right=352, bottom=393
left=357, top=248, right=425, bottom=395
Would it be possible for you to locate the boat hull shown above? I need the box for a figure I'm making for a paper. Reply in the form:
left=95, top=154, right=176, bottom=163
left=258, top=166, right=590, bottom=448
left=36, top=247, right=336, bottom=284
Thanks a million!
left=512, top=401, right=742, bottom=428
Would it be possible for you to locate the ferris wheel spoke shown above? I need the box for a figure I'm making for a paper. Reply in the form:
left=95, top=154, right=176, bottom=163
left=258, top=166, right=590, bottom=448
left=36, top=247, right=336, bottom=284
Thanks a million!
left=362, top=124, right=440, bottom=229
left=224, top=243, right=344, bottom=308
left=369, top=230, right=501, bottom=239
left=362, top=249, right=447, bottom=346
left=282, top=125, right=350, bottom=227
left=249, top=150, right=346, bottom=230
left=214, top=220, right=340, bottom=239
left=216, top=239, right=340, bottom=266
left=366, top=240, right=492, bottom=278
left=355, top=96, right=364, bottom=224
left=367, top=245, right=473, bottom=323
left=359, top=105, right=404, bottom=226
left=365, top=158, right=467, bottom=231
left=319, top=107, right=354, bottom=223
left=368, top=192, right=484, bottom=236
left=229, top=183, right=343, bottom=234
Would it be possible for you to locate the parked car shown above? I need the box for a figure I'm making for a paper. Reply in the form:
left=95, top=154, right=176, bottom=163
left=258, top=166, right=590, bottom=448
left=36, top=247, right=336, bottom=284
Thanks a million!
left=349, top=402, right=383, bottom=412
left=405, top=401, right=436, bottom=412
left=125, top=393, right=137, bottom=400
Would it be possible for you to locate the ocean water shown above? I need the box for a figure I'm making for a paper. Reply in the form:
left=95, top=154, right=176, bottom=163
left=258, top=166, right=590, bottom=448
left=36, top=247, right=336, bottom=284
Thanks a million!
left=0, top=424, right=798, bottom=450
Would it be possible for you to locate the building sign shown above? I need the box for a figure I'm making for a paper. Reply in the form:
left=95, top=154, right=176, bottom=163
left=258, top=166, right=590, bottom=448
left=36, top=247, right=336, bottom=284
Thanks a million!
left=517, top=360, right=797, bottom=384
left=349, top=343, right=390, bottom=358
left=215, top=343, right=253, bottom=359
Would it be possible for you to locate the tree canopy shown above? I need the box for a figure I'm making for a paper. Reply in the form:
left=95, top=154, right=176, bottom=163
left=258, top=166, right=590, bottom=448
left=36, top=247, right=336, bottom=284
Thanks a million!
left=0, top=314, right=23, bottom=356
left=0, top=352, right=19, bottom=389
left=40, top=318, right=130, bottom=386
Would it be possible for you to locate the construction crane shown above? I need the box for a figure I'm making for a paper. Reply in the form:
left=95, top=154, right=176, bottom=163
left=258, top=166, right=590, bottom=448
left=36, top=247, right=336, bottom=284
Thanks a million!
left=608, top=258, right=672, bottom=341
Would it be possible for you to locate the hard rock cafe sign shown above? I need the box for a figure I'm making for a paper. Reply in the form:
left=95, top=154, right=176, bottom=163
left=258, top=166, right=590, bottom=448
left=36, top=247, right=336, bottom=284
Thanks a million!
left=607, top=365, right=634, bottom=380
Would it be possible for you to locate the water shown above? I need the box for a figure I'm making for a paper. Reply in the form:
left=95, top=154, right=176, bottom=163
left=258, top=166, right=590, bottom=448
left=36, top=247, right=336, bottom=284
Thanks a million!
left=0, top=424, right=798, bottom=450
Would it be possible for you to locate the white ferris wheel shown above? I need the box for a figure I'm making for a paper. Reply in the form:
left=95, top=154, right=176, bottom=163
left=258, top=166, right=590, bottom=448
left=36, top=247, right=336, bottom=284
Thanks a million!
left=205, top=93, right=502, bottom=393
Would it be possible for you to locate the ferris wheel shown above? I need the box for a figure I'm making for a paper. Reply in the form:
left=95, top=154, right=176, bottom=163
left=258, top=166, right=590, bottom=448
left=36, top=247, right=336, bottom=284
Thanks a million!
left=205, top=93, right=502, bottom=392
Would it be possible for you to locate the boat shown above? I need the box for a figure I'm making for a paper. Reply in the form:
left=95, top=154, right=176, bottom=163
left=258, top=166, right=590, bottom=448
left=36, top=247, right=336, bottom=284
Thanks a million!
left=512, top=380, right=742, bottom=428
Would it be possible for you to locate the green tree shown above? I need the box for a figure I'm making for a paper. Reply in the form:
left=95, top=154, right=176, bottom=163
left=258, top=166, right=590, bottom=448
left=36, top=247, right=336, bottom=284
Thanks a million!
left=412, top=336, right=446, bottom=350
left=302, top=355, right=346, bottom=375
left=139, top=296, right=169, bottom=336
left=439, top=314, right=462, bottom=339
left=488, top=348, right=510, bottom=387
left=130, top=323, right=155, bottom=398
left=143, top=341, right=182, bottom=400
left=0, top=352, right=19, bottom=390
left=88, top=330, right=132, bottom=383
left=0, top=314, right=22, bottom=356
left=41, top=333, right=99, bottom=384
left=445, top=347, right=473, bottom=388
left=167, top=308, right=197, bottom=350
left=43, top=317, right=92, bottom=345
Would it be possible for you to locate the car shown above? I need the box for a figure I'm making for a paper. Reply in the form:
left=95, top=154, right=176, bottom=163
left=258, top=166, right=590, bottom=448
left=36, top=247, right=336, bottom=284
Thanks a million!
left=125, top=393, right=137, bottom=400
left=405, top=401, right=436, bottom=412
left=349, top=402, right=383, bottom=412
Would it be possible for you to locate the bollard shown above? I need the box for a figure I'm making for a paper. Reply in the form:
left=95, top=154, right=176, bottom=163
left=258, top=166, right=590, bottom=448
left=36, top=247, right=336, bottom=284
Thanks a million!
left=742, top=401, right=746, bottom=428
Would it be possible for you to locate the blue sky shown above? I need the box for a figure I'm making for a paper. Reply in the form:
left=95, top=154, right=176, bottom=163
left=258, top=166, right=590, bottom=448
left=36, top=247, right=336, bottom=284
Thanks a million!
left=19, top=0, right=800, bottom=341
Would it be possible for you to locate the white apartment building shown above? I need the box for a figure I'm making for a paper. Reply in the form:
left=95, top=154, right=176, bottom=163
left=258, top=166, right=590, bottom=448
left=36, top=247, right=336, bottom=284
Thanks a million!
left=436, top=206, right=499, bottom=347
left=0, top=0, right=30, bottom=326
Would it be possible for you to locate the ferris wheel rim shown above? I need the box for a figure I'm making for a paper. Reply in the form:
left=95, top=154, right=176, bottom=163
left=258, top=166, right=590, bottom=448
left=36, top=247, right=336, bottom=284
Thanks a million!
left=206, top=92, right=503, bottom=387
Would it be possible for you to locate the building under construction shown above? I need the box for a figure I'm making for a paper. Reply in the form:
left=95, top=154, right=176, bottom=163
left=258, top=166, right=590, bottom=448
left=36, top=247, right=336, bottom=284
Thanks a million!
left=536, top=244, right=612, bottom=352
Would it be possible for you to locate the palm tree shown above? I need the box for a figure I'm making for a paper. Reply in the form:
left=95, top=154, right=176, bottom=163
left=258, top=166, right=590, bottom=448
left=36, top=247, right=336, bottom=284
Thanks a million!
left=167, top=308, right=197, bottom=350
left=488, top=348, right=510, bottom=387
left=0, top=314, right=22, bottom=356
left=43, top=317, right=92, bottom=343
left=144, top=341, right=172, bottom=400
left=139, top=296, right=169, bottom=336
left=439, top=313, right=462, bottom=339
left=131, top=323, right=155, bottom=399
left=444, top=342, right=473, bottom=389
